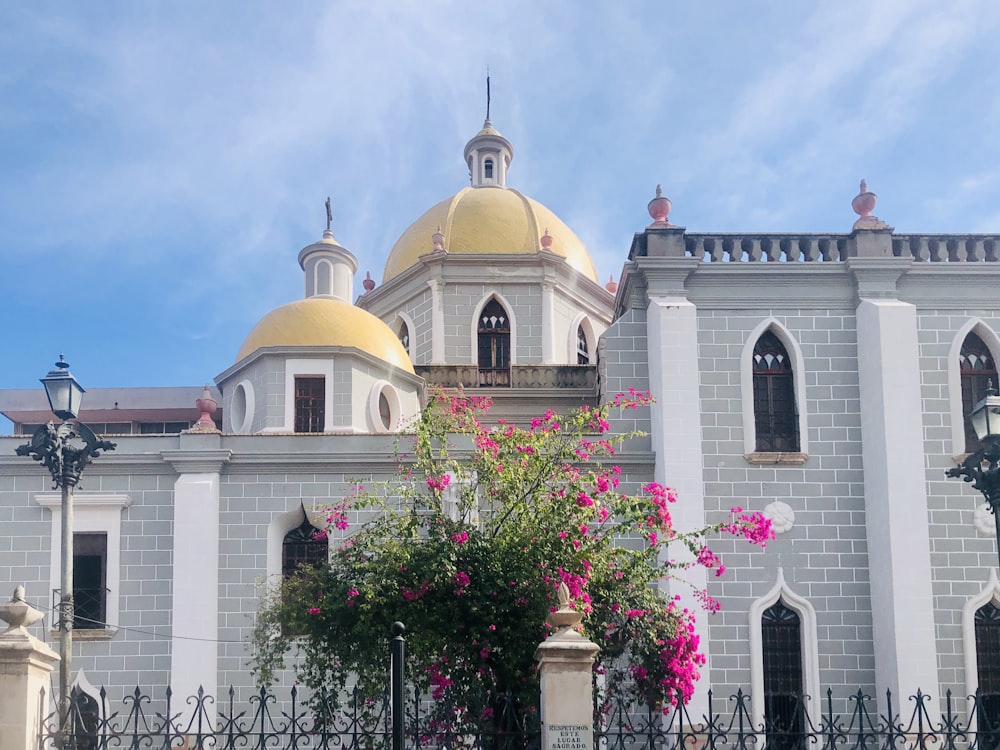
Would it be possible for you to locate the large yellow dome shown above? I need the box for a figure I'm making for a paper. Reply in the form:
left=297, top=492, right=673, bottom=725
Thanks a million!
left=383, top=187, right=598, bottom=283
left=236, top=297, right=414, bottom=373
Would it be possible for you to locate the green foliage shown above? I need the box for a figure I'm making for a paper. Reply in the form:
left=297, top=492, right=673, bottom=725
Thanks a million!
left=251, top=390, right=771, bottom=714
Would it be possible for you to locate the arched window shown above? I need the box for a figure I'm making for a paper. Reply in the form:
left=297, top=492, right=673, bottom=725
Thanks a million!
left=69, top=685, right=100, bottom=750
left=478, top=298, right=511, bottom=387
left=281, top=509, right=327, bottom=579
left=484, top=158, right=494, bottom=180
left=577, top=325, right=590, bottom=365
left=976, top=601, right=1000, bottom=744
left=397, top=320, right=410, bottom=355
left=762, top=600, right=805, bottom=750
left=961, top=333, right=997, bottom=453
left=753, top=331, right=799, bottom=452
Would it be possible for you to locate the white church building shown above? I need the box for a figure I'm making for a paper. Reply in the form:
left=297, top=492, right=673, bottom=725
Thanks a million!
left=2, top=117, right=1000, bottom=729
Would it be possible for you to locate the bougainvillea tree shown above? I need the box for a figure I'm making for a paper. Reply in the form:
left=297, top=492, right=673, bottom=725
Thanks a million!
left=251, top=389, right=772, bottom=716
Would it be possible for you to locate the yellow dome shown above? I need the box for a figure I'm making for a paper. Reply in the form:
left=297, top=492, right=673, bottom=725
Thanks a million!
left=236, top=297, right=414, bottom=373
left=383, top=187, right=598, bottom=283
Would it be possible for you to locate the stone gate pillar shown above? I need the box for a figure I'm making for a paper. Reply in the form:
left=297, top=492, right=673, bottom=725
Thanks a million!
left=534, top=584, right=600, bottom=750
left=0, top=586, right=59, bottom=750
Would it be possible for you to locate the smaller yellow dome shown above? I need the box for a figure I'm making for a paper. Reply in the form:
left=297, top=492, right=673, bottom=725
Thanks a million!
left=236, top=297, right=413, bottom=373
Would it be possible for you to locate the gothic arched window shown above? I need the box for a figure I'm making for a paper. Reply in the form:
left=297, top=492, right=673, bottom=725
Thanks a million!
left=753, top=331, right=799, bottom=452
left=281, top=510, right=328, bottom=579
left=960, top=333, right=997, bottom=453
left=762, top=600, right=805, bottom=750
left=478, top=298, right=511, bottom=387
left=397, top=320, right=410, bottom=355
left=976, top=601, right=1000, bottom=744
left=70, top=686, right=100, bottom=750
left=577, top=325, right=590, bottom=365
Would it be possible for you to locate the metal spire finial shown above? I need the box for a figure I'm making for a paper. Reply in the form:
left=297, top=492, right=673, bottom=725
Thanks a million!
left=486, top=68, right=491, bottom=122
left=325, top=197, right=332, bottom=232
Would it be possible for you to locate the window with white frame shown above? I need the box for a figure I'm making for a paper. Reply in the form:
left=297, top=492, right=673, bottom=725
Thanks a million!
left=749, top=570, right=819, bottom=734
left=35, top=493, right=131, bottom=634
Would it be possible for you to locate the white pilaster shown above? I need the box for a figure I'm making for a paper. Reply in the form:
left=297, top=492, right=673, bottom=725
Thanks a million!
left=856, top=297, right=938, bottom=696
left=542, top=283, right=555, bottom=364
left=171, top=473, right=220, bottom=701
left=429, top=279, right=445, bottom=364
left=646, top=296, right=709, bottom=714
left=164, top=443, right=230, bottom=707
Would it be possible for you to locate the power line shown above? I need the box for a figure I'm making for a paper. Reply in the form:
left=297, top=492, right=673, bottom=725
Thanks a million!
left=32, top=601, right=246, bottom=644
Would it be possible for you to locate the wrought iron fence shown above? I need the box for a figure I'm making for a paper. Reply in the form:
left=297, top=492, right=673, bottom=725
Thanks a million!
left=38, top=683, right=541, bottom=750
left=41, top=683, right=1000, bottom=750
left=596, top=687, right=1000, bottom=750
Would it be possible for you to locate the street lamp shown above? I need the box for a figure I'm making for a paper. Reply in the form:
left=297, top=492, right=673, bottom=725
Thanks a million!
left=946, top=382, right=1000, bottom=571
left=15, top=357, right=116, bottom=738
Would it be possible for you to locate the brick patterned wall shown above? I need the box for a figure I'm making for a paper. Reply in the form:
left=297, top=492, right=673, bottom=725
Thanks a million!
left=691, top=307, right=875, bottom=700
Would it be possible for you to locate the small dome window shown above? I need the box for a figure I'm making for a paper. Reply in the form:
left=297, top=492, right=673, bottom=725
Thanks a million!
left=369, top=381, right=401, bottom=433
left=484, top=158, right=494, bottom=180
left=378, top=392, right=391, bottom=430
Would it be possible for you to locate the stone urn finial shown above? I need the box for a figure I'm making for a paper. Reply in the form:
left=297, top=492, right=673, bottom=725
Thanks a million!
left=605, top=274, right=618, bottom=295
left=362, top=271, right=376, bottom=292
left=432, top=226, right=446, bottom=252
left=851, top=178, right=888, bottom=230
left=185, top=385, right=220, bottom=433
left=547, top=582, right=583, bottom=632
left=647, top=184, right=672, bottom=227
left=0, top=585, right=45, bottom=633
left=540, top=228, right=554, bottom=250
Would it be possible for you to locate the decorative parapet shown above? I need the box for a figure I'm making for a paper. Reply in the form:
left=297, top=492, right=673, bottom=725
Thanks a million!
left=682, top=234, right=851, bottom=262
left=512, top=365, right=596, bottom=389
left=669, top=233, right=1000, bottom=263
left=891, top=235, right=1000, bottom=262
left=414, top=365, right=596, bottom=389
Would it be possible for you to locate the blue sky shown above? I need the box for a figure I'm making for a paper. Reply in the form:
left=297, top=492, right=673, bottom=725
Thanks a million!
left=1, top=1, right=999, bottom=396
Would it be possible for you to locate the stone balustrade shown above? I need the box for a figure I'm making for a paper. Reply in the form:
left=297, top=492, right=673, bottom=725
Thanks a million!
left=891, top=234, right=1000, bottom=262
left=675, top=233, right=1000, bottom=263
left=414, top=365, right=596, bottom=390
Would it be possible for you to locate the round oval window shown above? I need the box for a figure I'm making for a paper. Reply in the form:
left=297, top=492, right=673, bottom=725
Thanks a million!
left=231, top=383, right=248, bottom=432
left=378, top=391, right=391, bottom=430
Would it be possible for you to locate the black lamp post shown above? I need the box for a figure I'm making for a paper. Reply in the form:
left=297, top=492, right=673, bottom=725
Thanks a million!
left=15, top=356, right=116, bottom=737
left=946, top=382, right=1000, bottom=571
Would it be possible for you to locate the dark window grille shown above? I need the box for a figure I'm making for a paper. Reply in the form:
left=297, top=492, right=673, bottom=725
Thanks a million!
left=294, top=377, right=325, bottom=433
left=69, top=686, right=100, bottom=750
left=378, top=392, right=392, bottom=430
left=478, top=299, right=511, bottom=387
left=397, top=322, right=410, bottom=354
left=976, top=601, right=1000, bottom=743
left=960, top=333, right=997, bottom=453
left=484, top=158, right=494, bottom=179
left=73, top=533, right=107, bottom=630
left=762, top=600, right=804, bottom=750
left=577, top=325, right=590, bottom=365
left=753, top=331, right=799, bottom=452
left=282, top=511, right=328, bottom=579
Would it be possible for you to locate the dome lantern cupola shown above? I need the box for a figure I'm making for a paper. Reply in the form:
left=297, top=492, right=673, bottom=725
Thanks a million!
left=298, top=198, right=359, bottom=301
left=463, top=119, right=513, bottom=188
